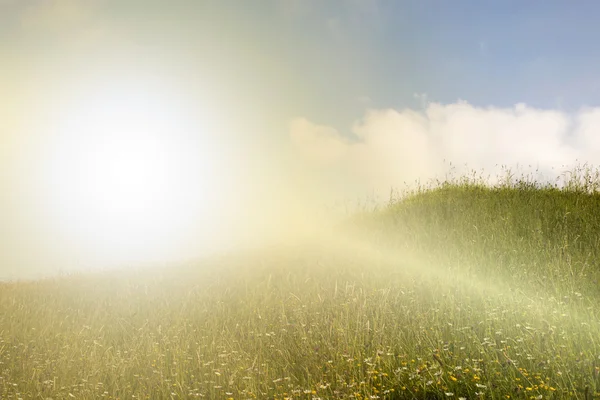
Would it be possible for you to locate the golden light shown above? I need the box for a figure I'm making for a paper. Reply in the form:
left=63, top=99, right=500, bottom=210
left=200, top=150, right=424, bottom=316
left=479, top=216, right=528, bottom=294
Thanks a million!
left=40, top=75, right=231, bottom=269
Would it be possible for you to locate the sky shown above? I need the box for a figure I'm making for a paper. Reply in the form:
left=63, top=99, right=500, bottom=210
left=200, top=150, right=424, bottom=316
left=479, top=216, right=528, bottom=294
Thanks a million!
left=2, top=0, right=600, bottom=278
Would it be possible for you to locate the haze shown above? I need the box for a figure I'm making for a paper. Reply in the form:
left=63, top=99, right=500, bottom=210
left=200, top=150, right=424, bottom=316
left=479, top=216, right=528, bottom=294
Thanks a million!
left=3, top=0, right=600, bottom=279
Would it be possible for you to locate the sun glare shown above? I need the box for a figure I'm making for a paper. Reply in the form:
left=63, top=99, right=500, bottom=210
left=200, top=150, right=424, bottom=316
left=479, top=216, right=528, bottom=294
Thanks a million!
left=42, top=77, right=225, bottom=268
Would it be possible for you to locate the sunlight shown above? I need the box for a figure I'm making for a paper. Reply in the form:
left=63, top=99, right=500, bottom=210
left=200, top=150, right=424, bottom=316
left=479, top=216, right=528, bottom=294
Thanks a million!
left=43, top=77, right=225, bottom=268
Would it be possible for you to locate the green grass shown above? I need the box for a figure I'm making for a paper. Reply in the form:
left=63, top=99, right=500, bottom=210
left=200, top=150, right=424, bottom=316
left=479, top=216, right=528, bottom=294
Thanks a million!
left=3, top=166, right=600, bottom=399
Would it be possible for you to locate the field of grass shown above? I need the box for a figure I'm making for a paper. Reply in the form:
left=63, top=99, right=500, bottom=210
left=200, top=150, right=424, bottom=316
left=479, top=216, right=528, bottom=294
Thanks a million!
left=3, top=167, right=600, bottom=399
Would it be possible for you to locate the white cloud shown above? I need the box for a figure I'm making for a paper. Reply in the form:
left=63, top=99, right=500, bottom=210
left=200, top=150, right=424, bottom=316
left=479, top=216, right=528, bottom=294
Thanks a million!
left=290, top=118, right=349, bottom=166
left=290, top=101, right=594, bottom=196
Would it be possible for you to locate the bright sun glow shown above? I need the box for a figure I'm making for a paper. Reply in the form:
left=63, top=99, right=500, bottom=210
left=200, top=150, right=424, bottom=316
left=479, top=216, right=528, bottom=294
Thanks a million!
left=43, top=77, right=227, bottom=268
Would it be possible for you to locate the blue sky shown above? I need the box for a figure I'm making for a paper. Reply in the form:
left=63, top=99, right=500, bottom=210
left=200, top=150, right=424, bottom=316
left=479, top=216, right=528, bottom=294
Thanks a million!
left=3, top=0, right=600, bottom=187
left=4, top=0, right=600, bottom=276
left=258, top=0, right=600, bottom=125
left=3, top=1, right=600, bottom=128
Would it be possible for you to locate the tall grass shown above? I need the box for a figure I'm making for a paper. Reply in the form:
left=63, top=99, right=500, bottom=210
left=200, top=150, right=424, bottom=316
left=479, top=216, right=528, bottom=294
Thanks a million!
left=3, top=166, right=600, bottom=399
left=359, top=164, right=600, bottom=296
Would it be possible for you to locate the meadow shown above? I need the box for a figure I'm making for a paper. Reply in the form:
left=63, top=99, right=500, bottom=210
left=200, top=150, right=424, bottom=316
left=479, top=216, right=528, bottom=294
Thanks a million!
left=2, top=167, right=600, bottom=399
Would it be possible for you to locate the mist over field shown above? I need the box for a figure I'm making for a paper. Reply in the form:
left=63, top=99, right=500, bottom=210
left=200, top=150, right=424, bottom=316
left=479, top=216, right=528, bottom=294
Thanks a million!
left=3, top=1, right=600, bottom=399
left=3, top=1, right=600, bottom=278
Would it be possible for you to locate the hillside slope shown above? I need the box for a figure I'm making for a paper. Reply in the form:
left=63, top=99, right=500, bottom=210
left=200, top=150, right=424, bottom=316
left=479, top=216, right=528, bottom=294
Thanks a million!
left=3, top=171, right=600, bottom=399
left=352, top=172, right=600, bottom=298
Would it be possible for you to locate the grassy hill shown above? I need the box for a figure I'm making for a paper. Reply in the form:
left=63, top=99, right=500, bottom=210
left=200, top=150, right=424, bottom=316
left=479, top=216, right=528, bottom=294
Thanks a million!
left=358, top=174, right=600, bottom=297
left=2, top=169, right=600, bottom=399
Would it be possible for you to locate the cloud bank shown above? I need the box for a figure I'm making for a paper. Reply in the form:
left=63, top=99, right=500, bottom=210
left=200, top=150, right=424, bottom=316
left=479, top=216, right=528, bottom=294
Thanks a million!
left=290, top=101, right=600, bottom=198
